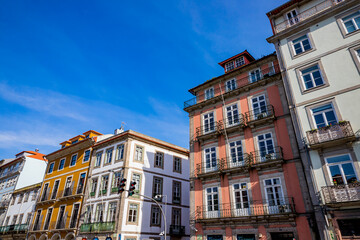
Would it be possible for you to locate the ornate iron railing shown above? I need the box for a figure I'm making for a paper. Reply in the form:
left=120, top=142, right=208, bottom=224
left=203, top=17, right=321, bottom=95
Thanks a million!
left=321, top=183, right=360, bottom=204
left=79, top=221, right=115, bottom=233
left=273, top=0, right=345, bottom=33
left=194, top=198, right=295, bottom=221
left=169, top=225, right=185, bottom=236
left=195, top=121, right=224, bottom=138
left=184, top=63, right=280, bottom=109
left=245, top=105, right=275, bottom=123
left=306, top=121, right=355, bottom=146
left=195, top=158, right=224, bottom=176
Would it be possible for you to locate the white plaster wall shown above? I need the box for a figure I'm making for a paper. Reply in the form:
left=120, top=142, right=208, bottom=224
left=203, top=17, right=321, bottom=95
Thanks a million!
left=16, top=157, right=47, bottom=190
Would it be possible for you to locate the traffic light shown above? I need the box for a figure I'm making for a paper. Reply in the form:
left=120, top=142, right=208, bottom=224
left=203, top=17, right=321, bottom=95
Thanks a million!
left=118, top=178, right=127, bottom=193
left=128, top=181, right=137, bottom=197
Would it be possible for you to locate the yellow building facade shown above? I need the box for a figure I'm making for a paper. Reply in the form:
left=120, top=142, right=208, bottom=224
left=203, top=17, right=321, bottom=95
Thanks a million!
left=28, top=130, right=102, bottom=240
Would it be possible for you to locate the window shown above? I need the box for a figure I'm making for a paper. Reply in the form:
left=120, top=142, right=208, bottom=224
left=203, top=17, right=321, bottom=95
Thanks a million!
left=154, top=152, right=164, bottom=168
left=233, top=183, right=249, bottom=216
left=26, top=213, right=32, bottom=225
left=32, top=190, right=38, bottom=201
left=58, top=158, right=65, bottom=170
left=204, top=147, right=217, bottom=172
left=173, top=157, right=181, bottom=173
left=292, top=34, right=312, bottom=55
left=70, top=203, right=80, bottom=228
left=204, top=87, right=214, bottom=100
left=33, top=211, right=41, bottom=230
left=311, top=104, right=338, bottom=128
left=23, top=192, right=29, bottom=202
left=127, top=203, right=139, bottom=223
left=100, top=175, right=109, bottom=195
left=51, top=180, right=60, bottom=199
left=237, top=235, right=255, bottom=240
left=229, top=140, right=244, bottom=167
left=41, top=183, right=49, bottom=201
left=326, top=154, right=358, bottom=185
left=203, top=112, right=215, bottom=133
left=152, top=177, right=163, bottom=199
left=225, top=79, right=237, bottom=92
left=257, top=133, right=275, bottom=161
left=151, top=205, right=161, bottom=226
left=116, top=144, right=125, bottom=160
left=301, top=64, right=324, bottom=90
left=342, top=10, right=360, bottom=33
left=84, top=205, right=93, bottom=223
left=4, top=216, right=10, bottom=226
left=64, top=177, right=73, bottom=196
left=56, top=205, right=66, bottom=229
left=173, top=181, right=181, bottom=204
left=48, top=162, right=54, bottom=174
left=18, top=214, right=23, bottom=224
left=90, top=178, right=98, bottom=195
left=264, top=178, right=284, bottom=206
left=108, top=202, right=117, bottom=222
left=94, top=152, right=102, bottom=167
left=105, top=148, right=113, bottom=164
left=134, top=146, right=144, bottom=162
left=225, top=104, right=240, bottom=126
left=77, top=173, right=86, bottom=194
left=18, top=194, right=24, bottom=203
left=249, top=68, right=261, bottom=83
left=83, top=150, right=91, bottom=162
left=286, top=9, right=299, bottom=25
left=112, top=171, right=122, bottom=190
left=10, top=195, right=16, bottom=205
left=350, top=46, right=360, bottom=73
left=251, top=95, right=268, bottom=119
left=132, top=173, right=141, bottom=195
left=44, top=208, right=52, bottom=230
left=95, top=204, right=104, bottom=222
left=172, top=208, right=181, bottom=226
left=206, top=187, right=219, bottom=217
left=235, top=57, right=245, bottom=68
left=70, top=154, right=77, bottom=166
left=225, top=61, right=234, bottom=72
left=337, top=219, right=360, bottom=237
left=11, top=215, right=17, bottom=225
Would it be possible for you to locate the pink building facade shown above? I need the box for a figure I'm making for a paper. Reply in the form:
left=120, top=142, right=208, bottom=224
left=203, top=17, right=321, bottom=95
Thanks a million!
left=184, top=52, right=316, bottom=240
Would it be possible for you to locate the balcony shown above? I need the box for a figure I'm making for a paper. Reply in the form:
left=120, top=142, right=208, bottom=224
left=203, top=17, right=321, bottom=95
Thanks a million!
left=273, top=0, right=345, bottom=33
left=194, top=159, right=225, bottom=179
left=169, top=225, right=185, bottom=236
left=58, top=185, right=84, bottom=201
left=245, top=105, right=275, bottom=128
left=321, top=183, right=360, bottom=207
left=221, top=114, right=246, bottom=133
left=195, top=121, right=224, bottom=142
left=306, top=121, right=356, bottom=149
left=38, top=190, right=55, bottom=205
left=0, top=224, right=29, bottom=234
left=79, top=222, right=115, bottom=233
left=184, top=63, right=280, bottom=110
left=0, top=200, right=10, bottom=209
left=193, top=198, right=295, bottom=224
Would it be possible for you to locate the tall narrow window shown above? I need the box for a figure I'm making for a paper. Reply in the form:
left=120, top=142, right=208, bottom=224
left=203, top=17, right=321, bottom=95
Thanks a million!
left=264, top=178, right=285, bottom=214
left=134, top=146, right=144, bottom=162
left=204, top=147, right=217, bottom=172
left=151, top=205, right=161, bottom=226
left=11, top=215, right=18, bottom=225
left=70, top=204, right=80, bottom=228
left=23, top=192, right=29, bottom=202
left=95, top=204, right=104, bottom=222
left=91, top=178, right=98, bottom=196
left=173, top=157, right=182, bottom=173
left=58, top=158, right=65, bottom=170
left=105, top=148, right=113, bottom=164
left=152, top=177, right=163, bottom=199
left=84, top=205, right=93, bottom=223
left=172, top=208, right=181, bottom=226
left=43, top=208, right=53, bottom=230
left=251, top=95, right=267, bottom=119
left=326, top=154, right=358, bottom=185
left=41, top=183, right=49, bottom=201
left=18, top=214, right=23, bottom=224
left=301, top=64, right=324, bottom=90
left=83, top=150, right=91, bottom=162
left=64, top=177, right=73, bottom=196
left=95, top=152, right=102, bottom=167
left=132, top=174, right=141, bottom=195
left=26, top=213, right=32, bottom=225
left=56, top=205, right=66, bottom=229
left=127, top=203, right=138, bottom=223
left=173, top=181, right=181, bottom=204
left=312, top=104, right=338, bottom=128
left=154, top=152, right=164, bottom=168
left=203, top=112, right=215, bottom=133
left=233, top=183, right=249, bottom=217
left=100, top=175, right=109, bottom=195
left=112, top=171, right=122, bottom=191
left=70, top=154, right=77, bottom=166
left=116, top=144, right=125, bottom=160
left=108, top=202, right=117, bottom=222
left=257, top=133, right=275, bottom=162
left=225, top=79, right=237, bottom=92
left=52, top=180, right=60, bottom=199
left=206, top=187, right=219, bottom=218
left=18, top=194, right=24, bottom=203
left=77, top=173, right=86, bottom=194
left=48, top=162, right=54, bottom=174
left=204, top=88, right=214, bottom=100
left=33, top=210, right=41, bottom=230
left=226, top=104, right=239, bottom=126
left=287, top=9, right=299, bottom=25
left=229, top=140, right=244, bottom=167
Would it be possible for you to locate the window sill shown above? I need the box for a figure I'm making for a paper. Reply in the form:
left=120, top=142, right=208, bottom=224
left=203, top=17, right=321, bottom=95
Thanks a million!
left=301, top=82, right=329, bottom=95
left=292, top=47, right=316, bottom=60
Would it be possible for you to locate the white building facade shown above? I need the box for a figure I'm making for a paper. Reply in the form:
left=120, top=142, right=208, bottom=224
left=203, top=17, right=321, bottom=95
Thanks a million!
left=267, top=0, right=360, bottom=239
left=77, top=130, right=190, bottom=240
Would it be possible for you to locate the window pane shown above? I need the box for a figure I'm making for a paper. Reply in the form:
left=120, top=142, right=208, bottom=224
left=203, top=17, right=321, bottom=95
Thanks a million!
left=342, top=163, right=357, bottom=183
left=327, top=155, right=351, bottom=164
left=325, top=111, right=337, bottom=125
left=303, top=39, right=311, bottom=51
left=344, top=21, right=356, bottom=33
left=329, top=165, right=344, bottom=185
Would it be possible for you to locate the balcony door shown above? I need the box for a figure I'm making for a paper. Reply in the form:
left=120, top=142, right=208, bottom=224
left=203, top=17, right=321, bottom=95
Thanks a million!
left=264, top=178, right=288, bottom=214
left=251, top=95, right=267, bottom=119
left=312, top=104, right=338, bottom=129
left=257, top=133, right=275, bottom=162
left=206, top=187, right=219, bottom=218
left=249, top=69, right=261, bottom=83
left=229, top=140, right=244, bottom=167
left=51, top=180, right=59, bottom=199
left=64, top=177, right=73, bottom=196
left=204, top=147, right=217, bottom=173
left=203, top=112, right=215, bottom=134
left=77, top=173, right=86, bottom=194
left=226, top=104, right=239, bottom=127
left=233, top=183, right=250, bottom=217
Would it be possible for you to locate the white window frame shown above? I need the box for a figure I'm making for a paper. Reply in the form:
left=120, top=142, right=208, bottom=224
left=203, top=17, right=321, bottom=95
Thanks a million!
left=311, top=103, right=338, bottom=129
left=225, top=61, right=234, bottom=72
left=248, top=68, right=262, bottom=83
left=204, top=147, right=217, bottom=173
left=203, top=111, right=215, bottom=134
left=225, top=78, right=237, bottom=92
left=95, top=152, right=102, bottom=167
left=300, top=64, right=325, bottom=90
left=326, top=154, right=359, bottom=185
left=341, top=10, right=360, bottom=34
left=204, top=87, right=214, bottom=100
left=286, top=9, right=299, bottom=26
left=292, top=34, right=312, bottom=55
left=70, top=154, right=77, bottom=167
left=235, top=57, right=245, bottom=68
left=105, top=148, right=113, bottom=164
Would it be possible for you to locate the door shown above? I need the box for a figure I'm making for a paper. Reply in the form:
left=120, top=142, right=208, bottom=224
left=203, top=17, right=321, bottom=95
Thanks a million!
left=226, top=104, right=239, bottom=127
left=233, top=183, right=250, bottom=217
left=77, top=173, right=86, bottom=194
left=264, top=178, right=287, bottom=214
left=257, top=133, right=275, bottom=162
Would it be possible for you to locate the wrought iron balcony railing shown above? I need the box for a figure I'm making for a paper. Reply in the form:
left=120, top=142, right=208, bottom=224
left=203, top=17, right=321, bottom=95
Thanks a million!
left=0, top=200, right=10, bottom=209
left=195, top=158, right=224, bottom=177
left=79, top=221, right=115, bottom=233
left=184, top=63, right=280, bottom=109
left=306, top=121, right=355, bottom=148
left=169, top=225, right=185, bottom=236
left=220, top=114, right=246, bottom=129
left=321, top=183, right=360, bottom=204
left=245, top=105, right=275, bottom=124
left=194, top=198, right=295, bottom=221
left=195, top=121, right=224, bottom=138
left=273, top=0, right=345, bottom=33
left=0, top=224, right=29, bottom=234
left=58, top=184, right=84, bottom=200
left=247, top=147, right=283, bottom=165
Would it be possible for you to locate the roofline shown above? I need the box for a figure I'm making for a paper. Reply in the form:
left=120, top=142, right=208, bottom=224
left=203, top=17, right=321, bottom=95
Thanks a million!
left=94, top=130, right=189, bottom=155
left=46, top=138, right=94, bottom=158
left=217, top=50, right=255, bottom=67
left=266, top=0, right=304, bottom=17
left=188, top=52, right=277, bottom=95
left=83, top=130, right=102, bottom=135
left=13, top=182, right=42, bottom=194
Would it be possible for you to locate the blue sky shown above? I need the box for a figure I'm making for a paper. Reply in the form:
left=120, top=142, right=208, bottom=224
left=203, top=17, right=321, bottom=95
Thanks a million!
left=0, top=0, right=288, bottom=158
